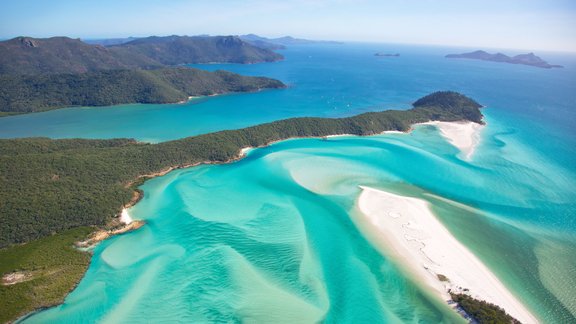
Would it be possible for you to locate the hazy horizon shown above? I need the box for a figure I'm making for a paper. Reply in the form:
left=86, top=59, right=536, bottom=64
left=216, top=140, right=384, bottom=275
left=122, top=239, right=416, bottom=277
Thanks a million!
left=1, top=0, right=575, bottom=52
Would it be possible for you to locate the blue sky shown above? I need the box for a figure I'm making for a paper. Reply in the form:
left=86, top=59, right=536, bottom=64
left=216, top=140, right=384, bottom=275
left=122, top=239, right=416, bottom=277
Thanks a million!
left=1, top=0, right=575, bottom=52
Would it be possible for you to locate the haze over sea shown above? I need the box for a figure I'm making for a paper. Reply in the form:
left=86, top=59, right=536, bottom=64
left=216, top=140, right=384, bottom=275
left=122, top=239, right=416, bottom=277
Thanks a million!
left=9, top=43, right=576, bottom=323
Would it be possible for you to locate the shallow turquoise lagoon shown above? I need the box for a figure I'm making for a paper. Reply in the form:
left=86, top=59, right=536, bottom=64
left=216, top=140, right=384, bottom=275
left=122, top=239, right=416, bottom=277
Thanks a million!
left=11, top=43, right=576, bottom=322
left=23, top=114, right=576, bottom=322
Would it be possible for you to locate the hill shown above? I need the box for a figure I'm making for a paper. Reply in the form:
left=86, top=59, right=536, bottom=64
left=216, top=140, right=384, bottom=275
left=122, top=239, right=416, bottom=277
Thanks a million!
left=0, top=35, right=284, bottom=75
left=446, top=50, right=563, bottom=69
left=0, top=67, right=286, bottom=113
left=111, top=35, right=283, bottom=65
left=0, top=36, right=160, bottom=75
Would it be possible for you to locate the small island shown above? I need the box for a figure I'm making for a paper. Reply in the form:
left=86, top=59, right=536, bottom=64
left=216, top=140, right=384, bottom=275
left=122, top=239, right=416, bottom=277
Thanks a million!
left=375, top=53, right=400, bottom=57
left=446, top=50, right=563, bottom=69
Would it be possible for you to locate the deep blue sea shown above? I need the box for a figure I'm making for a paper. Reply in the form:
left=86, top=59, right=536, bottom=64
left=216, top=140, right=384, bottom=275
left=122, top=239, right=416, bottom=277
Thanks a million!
left=6, top=43, right=575, bottom=323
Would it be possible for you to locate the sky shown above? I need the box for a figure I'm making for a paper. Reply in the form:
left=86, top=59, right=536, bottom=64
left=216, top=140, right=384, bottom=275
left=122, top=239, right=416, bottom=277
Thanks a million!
left=1, top=0, right=575, bottom=52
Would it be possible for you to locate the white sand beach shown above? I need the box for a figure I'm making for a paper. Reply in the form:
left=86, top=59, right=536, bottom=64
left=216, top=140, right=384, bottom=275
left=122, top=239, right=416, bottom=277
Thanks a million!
left=420, top=121, right=484, bottom=159
left=120, top=208, right=133, bottom=224
left=354, top=186, right=538, bottom=323
left=240, top=147, right=253, bottom=157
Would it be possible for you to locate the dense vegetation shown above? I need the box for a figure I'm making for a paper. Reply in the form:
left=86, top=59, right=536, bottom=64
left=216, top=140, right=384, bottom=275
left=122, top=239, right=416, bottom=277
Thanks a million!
left=0, top=227, right=93, bottom=323
left=413, top=90, right=483, bottom=123
left=0, top=67, right=285, bottom=113
left=0, top=35, right=282, bottom=75
left=0, top=91, right=482, bottom=247
left=451, top=293, right=521, bottom=324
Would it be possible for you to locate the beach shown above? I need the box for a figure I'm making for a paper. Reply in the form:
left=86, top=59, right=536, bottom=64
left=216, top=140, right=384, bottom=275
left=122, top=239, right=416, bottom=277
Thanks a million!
left=120, top=208, right=133, bottom=224
left=354, top=186, right=538, bottom=323
left=419, top=121, right=484, bottom=159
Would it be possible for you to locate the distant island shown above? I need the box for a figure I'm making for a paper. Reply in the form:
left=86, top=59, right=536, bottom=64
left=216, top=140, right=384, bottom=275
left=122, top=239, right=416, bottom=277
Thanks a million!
left=83, top=34, right=341, bottom=51
left=375, top=53, right=400, bottom=57
left=240, top=34, right=342, bottom=50
left=446, top=50, right=563, bottom=69
left=0, top=35, right=286, bottom=115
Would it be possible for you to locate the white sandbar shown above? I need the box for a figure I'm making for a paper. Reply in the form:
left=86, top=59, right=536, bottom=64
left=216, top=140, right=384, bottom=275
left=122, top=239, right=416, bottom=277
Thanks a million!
left=355, top=186, right=538, bottom=323
left=419, top=121, right=484, bottom=159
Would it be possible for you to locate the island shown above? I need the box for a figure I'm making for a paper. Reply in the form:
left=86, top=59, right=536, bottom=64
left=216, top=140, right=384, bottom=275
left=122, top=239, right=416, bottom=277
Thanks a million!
left=446, top=50, right=563, bottom=69
left=0, top=91, right=487, bottom=322
left=375, top=53, right=400, bottom=57
left=240, top=34, right=342, bottom=49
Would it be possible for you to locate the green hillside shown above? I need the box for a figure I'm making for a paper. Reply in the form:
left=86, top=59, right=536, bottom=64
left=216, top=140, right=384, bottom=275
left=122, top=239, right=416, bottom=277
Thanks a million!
left=0, top=35, right=283, bottom=76
left=113, top=35, right=283, bottom=64
left=0, top=67, right=286, bottom=113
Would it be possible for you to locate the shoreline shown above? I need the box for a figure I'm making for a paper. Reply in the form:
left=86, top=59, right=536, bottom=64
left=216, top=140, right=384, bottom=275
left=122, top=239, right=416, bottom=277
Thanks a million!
left=353, top=186, right=538, bottom=323
left=111, top=118, right=485, bottom=245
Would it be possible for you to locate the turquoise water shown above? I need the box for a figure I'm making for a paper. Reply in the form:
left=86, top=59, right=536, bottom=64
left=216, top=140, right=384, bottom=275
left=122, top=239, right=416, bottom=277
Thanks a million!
left=12, top=43, right=576, bottom=322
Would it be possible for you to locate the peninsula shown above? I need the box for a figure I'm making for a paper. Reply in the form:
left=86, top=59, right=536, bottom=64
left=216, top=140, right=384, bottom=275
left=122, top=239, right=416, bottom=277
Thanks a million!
left=0, top=91, right=485, bottom=322
left=0, top=68, right=285, bottom=114
left=446, top=50, right=563, bottom=69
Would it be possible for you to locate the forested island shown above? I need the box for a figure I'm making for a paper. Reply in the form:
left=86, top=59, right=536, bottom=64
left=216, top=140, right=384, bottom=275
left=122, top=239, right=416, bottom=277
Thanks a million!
left=0, top=91, right=483, bottom=322
left=446, top=50, right=563, bottom=69
left=0, top=35, right=285, bottom=115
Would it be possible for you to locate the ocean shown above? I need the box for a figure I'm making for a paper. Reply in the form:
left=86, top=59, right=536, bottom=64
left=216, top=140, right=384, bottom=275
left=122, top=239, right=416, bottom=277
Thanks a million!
left=9, top=43, right=576, bottom=323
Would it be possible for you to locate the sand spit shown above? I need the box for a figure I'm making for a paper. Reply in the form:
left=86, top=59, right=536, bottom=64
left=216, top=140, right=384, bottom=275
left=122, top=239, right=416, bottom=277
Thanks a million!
left=76, top=221, right=145, bottom=249
left=354, top=186, right=538, bottom=323
left=418, top=121, right=484, bottom=159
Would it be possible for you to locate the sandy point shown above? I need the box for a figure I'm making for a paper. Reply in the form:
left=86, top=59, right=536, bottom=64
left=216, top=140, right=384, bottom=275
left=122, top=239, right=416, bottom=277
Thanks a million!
left=353, top=186, right=538, bottom=323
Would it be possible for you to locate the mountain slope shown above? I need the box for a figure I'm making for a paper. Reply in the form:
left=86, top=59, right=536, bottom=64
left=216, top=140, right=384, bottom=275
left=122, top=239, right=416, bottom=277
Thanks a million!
left=0, top=37, right=161, bottom=75
left=0, top=35, right=284, bottom=75
left=111, top=35, right=283, bottom=64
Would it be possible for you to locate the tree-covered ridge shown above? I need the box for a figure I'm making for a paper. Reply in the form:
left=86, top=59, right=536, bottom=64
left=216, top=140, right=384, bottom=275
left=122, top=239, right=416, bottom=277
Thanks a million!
left=112, top=35, right=283, bottom=65
left=0, top=91, right=483, bottom=247
left=0, top=36, right=283, bottom=75
left=0, top=67, right=286, bottom=113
